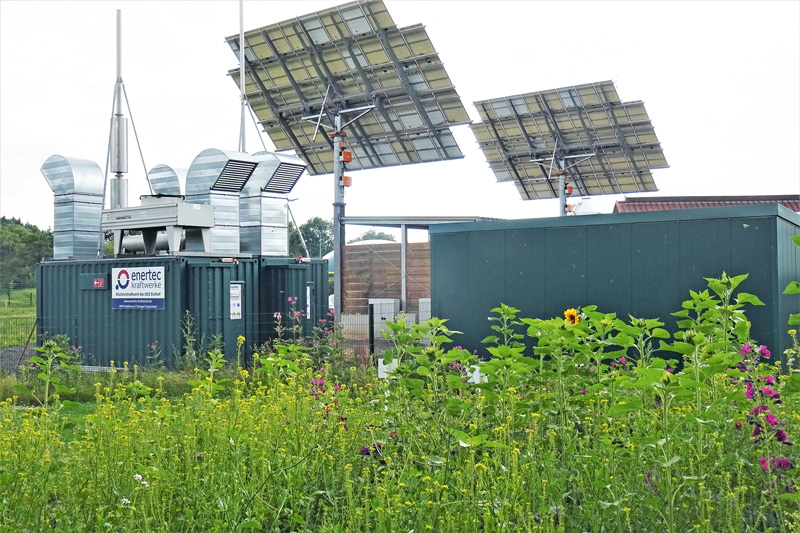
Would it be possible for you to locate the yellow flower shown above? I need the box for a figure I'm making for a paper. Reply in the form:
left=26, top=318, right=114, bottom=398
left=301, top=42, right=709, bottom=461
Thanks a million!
left=564, top=308, right=579, bottom=325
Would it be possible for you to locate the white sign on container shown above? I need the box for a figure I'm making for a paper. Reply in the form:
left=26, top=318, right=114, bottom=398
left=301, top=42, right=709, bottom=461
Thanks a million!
left=112, top=267, right=165, bottom=310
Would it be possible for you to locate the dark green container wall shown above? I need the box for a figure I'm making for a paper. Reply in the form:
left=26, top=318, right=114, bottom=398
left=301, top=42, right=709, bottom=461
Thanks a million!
left=260, top=258, right=328, bottom=341
left=430, top=205, right=800, bottom=362
left=37, top=257, right=185, bottom=367
left=186, top=259, right=260, bottom=363
left=777, top=218, right=800, bottom=337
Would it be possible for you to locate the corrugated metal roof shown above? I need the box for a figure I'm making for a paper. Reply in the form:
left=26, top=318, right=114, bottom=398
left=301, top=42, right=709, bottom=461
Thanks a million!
left=614, top=195, right=800, bottom=213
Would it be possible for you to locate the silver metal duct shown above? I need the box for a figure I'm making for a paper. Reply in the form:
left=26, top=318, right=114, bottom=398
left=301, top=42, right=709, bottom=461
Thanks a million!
left=185, top=148, right=258, bottom=254
left=239, top=152, right=307, bottom=255
left=40, top=155, right=104, bottom=259
left=148, top=164, right=185, bottom=196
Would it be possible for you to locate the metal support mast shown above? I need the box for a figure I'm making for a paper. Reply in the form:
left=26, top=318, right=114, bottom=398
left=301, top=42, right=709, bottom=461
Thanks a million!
left=332, top=113, right=345, bottom=321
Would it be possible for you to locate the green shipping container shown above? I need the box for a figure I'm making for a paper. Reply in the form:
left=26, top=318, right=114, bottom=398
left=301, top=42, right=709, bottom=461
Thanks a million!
left=429, top=205, right=800, bottom=362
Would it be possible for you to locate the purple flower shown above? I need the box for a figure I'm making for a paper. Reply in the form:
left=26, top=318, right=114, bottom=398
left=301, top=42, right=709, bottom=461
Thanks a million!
left=740, top=344, right=752, bottom=355
left=735, top=421, right=743, bottom=430
left=776, top=429, right=789, bottom=443
left=580, top=389, right=587, bottom=396
left=773, top=458, right=792, bottom=470
left=750, top=405, right=769, bottom=416
left=760, top=345, right=771, bottom=358
left=753, top=424, right=762, bottom=438
left=360, top=446, right=370, bottom=456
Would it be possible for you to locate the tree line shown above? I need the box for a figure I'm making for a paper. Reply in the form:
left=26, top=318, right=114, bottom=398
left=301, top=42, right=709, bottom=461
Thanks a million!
left=0, top=217, right=53, bottom=297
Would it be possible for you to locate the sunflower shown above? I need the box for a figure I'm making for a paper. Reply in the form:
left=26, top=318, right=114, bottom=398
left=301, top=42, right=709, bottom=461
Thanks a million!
left=564, top=308, right=579, bottom=326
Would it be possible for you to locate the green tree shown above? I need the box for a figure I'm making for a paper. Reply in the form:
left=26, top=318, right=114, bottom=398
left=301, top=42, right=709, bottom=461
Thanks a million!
left=0, top=217, right=53, bottom=299
left=347, top=229, right=396, bottom=244
left=289, top=217, right=333, bottom=258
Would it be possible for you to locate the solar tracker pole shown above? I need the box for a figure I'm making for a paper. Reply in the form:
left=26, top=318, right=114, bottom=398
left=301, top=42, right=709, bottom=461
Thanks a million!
left=557, top=160, right=567, bottom=216
left=332, top=113, right=345, bottom=323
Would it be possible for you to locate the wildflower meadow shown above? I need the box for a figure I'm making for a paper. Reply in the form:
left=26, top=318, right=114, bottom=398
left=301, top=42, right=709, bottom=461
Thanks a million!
left=1, top=272, right=800, bottom=532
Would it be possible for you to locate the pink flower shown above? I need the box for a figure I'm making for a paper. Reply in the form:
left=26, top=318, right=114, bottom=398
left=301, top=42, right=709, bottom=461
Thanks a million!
left=764, top=376, right=775, bottom=385
left=750, top=405, right=769, bottom=415
left=580, top=389, right=587, bottom=396
left=760, top=345, right=771, bottom=358
left=740, top=344, right=752, bottom=355
left=760, top=457, right=770, bottom=470
left=766, top=413, right=781, bottom=427
left=745, top=382, right=754, bottom=400
left=735, top=421, right=743, bottom=430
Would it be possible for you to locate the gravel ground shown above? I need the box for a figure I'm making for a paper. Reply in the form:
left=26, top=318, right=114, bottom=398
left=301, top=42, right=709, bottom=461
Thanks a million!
left=0, top=346, right=29, bottom=374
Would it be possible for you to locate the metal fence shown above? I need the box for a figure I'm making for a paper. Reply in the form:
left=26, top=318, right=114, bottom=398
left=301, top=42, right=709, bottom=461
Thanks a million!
left=0, top=314, right=37, bottom=373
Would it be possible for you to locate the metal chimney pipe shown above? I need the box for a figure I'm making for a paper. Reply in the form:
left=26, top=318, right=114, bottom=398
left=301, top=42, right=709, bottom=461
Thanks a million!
left=110, top=9, right=128, bottom=208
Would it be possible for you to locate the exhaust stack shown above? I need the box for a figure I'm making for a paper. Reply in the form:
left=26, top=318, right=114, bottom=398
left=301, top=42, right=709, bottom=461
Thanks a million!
left=109, top=9, right=128, bottom=209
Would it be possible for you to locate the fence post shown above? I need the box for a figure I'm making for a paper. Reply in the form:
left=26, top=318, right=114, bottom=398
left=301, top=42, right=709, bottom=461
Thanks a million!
left=368, top=303, right=375, bottom=356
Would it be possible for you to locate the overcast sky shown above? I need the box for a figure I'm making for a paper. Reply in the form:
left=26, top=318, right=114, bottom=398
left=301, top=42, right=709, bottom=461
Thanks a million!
left=1, top=0, right=798, bottom=241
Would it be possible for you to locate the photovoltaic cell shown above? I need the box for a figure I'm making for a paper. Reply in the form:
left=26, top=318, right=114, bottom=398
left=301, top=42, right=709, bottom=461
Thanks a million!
left=226, top=0, right=470, bottom=175
left=471, top=80, right=668, bottom=200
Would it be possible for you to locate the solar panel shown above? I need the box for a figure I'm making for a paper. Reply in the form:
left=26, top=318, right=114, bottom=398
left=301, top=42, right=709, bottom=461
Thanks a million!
left=226, top=0, right=470, bottom=175
left=471, top=80, right=668, bottom=200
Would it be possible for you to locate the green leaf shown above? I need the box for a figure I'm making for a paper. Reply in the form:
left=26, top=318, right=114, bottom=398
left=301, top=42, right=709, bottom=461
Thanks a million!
left=779, top=493, right=800, bottom=502
left=240, top=519, right=263, bottom=530
left=786, top=281, right=800, bottom=295
left=651, top=328, right=670, bottom=339
left=481, top=335, right=499, bottom=345
left=679, top=377, right=710, bottom=390
left=791, top=234, right=800, bottom=248
left=55, top=384, right=76, bottom=395
left=446, top=374, right=468, bottom=390
left=608, top=397, right=643, bottom=416
left=782, top=373, right=800, bottom=396
left=789, top=313, right=800, bottom=325
left=28, top=356, right=45, bottom=365
left=660, top=456, right=681, bottom=468
left=61, top=400, right=80, bottom=408
left=613, top=333, right=634, bottom=348
left=736, top=292, right=765, bottom=305
left=415, top=366, right=431, bottom=377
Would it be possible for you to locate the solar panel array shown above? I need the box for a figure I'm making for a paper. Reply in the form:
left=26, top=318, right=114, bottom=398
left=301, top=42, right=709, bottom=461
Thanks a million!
left=471, top=80, right=668, bottom=200
left=226, top=0, right=470, bottom=175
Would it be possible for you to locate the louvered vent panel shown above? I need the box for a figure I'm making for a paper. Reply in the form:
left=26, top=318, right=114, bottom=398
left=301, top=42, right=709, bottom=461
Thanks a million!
left=264, top=164, right=306, bottom=194
left=212, top=160, right=258, bottom=192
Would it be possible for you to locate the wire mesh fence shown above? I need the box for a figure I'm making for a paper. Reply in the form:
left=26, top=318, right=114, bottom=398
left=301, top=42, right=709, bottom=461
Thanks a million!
left=0, top=314, right=37, bottom=373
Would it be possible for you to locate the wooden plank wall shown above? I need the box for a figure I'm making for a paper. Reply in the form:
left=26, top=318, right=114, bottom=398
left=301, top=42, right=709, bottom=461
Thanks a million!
left=342, top=242, right=430, bottom=314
